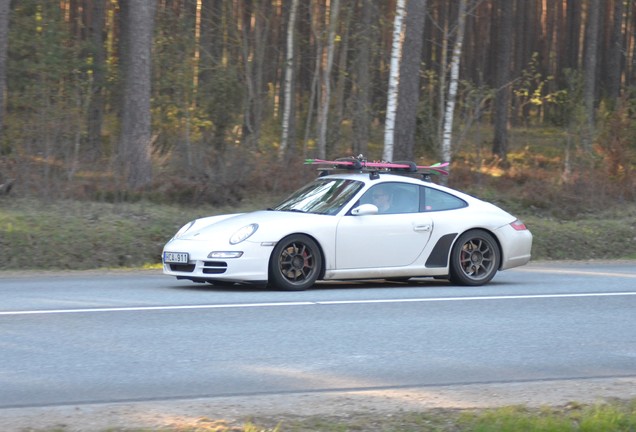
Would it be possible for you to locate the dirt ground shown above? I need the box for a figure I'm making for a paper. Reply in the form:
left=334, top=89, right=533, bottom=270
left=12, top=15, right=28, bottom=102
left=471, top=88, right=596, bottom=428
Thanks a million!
left=1, top=377, right=635, bottom=431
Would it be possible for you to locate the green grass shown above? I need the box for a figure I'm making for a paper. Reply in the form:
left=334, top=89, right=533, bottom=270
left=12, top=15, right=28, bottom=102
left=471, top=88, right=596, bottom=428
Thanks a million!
left=525, top=206, right=636, bottom=260
left=1, top=195, right=635, bottom=271
left=0, top=196, right=278, bottom=271
left=456, top=401, right=636, bottom=432
left=211, top=401, right=636, bottom=431
left=76, top=400, right=636, bottom=431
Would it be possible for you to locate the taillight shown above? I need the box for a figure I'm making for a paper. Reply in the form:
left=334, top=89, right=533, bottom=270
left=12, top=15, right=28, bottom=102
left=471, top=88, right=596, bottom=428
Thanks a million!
left=510, top=219, right=528, bottom=231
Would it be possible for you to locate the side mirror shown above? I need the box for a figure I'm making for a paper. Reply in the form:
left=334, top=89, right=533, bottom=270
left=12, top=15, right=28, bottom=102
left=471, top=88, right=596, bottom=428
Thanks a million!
left=351, top=203, right=379, bottom=216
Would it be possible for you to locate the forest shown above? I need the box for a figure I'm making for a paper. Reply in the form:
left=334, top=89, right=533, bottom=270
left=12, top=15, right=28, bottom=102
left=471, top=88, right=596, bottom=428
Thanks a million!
left=0, top=0, right=634, bottom=207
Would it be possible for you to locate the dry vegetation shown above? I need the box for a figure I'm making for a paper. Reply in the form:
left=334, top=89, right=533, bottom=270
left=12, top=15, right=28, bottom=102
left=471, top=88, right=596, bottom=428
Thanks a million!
left=1, top=123, right=636, bottom=270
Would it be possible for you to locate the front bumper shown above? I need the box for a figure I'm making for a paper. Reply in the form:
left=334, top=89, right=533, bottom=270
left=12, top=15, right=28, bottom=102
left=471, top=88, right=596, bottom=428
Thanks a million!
left=162, top=238, right=274, bottom=283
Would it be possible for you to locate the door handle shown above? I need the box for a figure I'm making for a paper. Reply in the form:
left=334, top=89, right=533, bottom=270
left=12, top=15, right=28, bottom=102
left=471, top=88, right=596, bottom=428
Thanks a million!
left=414, top=224, right=432, bottom=232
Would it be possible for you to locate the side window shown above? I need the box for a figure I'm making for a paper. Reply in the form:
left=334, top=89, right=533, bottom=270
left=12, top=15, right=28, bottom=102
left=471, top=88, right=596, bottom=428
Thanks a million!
left=359, top=183, right=419, bottom=214
left=420, top=186, right=467, bottom=212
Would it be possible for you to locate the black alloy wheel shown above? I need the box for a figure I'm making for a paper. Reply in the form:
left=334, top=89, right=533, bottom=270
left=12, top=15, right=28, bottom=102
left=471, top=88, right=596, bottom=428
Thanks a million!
left=449, top=230, right=500, bottom=286
left=269, top=234, right=322, bottom=291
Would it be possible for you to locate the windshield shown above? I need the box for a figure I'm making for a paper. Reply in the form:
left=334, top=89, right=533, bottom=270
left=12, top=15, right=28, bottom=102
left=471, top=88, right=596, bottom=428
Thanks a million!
left=272, top=178, right=364, bottom=215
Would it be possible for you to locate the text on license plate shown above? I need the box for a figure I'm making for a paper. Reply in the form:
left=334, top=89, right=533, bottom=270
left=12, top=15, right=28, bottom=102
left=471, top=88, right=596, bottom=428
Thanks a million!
left=164, top=252, right=189, bottom=264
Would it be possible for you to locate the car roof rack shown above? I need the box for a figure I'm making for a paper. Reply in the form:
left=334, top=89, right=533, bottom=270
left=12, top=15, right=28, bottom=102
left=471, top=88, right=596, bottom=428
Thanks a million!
left=304, top=156, right=448, bottom=181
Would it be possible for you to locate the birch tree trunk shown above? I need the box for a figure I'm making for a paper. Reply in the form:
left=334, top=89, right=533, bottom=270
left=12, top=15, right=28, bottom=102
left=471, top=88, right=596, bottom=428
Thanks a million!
left=317, top=0, right=340, bottom=159
left=279, top=0, right=299, bottom=160
left=441, top=0, right=466, bottom=167
left=436, top=3, right=449, bottom=153
left=383, top=0, right=406, bottom=162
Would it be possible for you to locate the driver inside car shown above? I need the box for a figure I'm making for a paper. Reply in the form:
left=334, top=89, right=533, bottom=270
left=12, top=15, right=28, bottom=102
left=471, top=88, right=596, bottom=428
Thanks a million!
left=371, top=188, right=392, bottom=213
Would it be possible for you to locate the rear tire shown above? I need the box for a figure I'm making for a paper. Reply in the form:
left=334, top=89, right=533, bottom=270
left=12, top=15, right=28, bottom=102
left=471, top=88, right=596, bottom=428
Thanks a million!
left=449, top=230, right=500, bottom=286
left=269, top=234, right=322, bottom=291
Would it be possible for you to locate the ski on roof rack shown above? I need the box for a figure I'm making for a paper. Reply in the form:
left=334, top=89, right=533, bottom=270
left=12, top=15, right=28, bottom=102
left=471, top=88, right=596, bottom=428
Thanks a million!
left=304, top=156, right=449, bottom=178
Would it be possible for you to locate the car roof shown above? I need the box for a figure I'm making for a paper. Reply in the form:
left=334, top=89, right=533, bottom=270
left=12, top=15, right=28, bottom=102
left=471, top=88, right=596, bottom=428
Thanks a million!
left=317, top=172, right=481, bottom=203
left=318, top=171, right=443, bottom=188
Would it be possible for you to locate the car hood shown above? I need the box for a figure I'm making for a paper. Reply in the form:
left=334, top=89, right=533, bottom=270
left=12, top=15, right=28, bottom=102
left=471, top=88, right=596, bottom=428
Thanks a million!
left=176, top=210, right=330, bottom=242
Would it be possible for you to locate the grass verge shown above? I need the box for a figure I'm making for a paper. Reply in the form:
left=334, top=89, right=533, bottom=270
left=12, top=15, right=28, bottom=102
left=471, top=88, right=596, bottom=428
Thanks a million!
left=54, top=399, right=635, bottom=431
left=1, top=196, right=635, bottom=271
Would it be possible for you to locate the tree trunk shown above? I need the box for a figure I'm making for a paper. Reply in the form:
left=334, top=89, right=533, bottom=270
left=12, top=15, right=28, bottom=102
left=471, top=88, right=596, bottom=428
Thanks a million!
left=240, top=1, right=257, bottom=149
left=565, top=0, right=582, bottom=70
left=351, top=0, right=376, bottom=158
left=317, top=0, right=340, bottom=159
left=393, top=0, right=427, bottom=162
left=119, top=0, right=157, bottom=189
left=631, top=2, right=636, bottom=86
left=0, top=0, right=10, bottom=139
left=441, top=0, right=466, bottom=168
left=605, top=0, right=624, bottom=104
left=279, top=0, right=299, bottom=159
left=302, top=0, right=322, bottom=158
left=436, top=2, right=449, bottom=149
left=492, top=0, right=513, bottom=160
left=331, top=3, right=352, bottom=147
left=200, top=0, right=223, bottom=70
left=86, top=0, right=107, bottom=161
left=582, top=0, right=600, bottom=150
left=383, top=0, right=406, bottom=162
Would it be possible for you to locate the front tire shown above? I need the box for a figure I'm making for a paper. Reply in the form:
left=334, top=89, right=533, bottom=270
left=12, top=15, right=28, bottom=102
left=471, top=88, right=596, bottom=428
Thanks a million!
left=449, top=230, right=500, bottom=286
left=269, top=234, right=322, bottom=291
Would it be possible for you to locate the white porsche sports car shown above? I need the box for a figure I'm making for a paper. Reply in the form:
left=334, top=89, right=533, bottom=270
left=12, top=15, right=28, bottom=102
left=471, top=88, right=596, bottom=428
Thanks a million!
left=163, top=165, right=532, bottom=290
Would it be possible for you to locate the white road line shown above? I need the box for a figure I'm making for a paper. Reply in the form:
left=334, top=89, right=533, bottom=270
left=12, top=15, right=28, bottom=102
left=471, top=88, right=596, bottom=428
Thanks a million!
left=515, top=267, right=636, bottom=278
left=317, top=291, right=636, bottom=305
left=1, top=291, right=636, bottom=317
left=0, top=302, right=315, bottom=316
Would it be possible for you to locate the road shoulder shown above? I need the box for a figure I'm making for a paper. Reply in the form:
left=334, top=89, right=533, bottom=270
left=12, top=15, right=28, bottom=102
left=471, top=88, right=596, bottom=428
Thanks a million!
left=1, top=377, right=635, bottom=431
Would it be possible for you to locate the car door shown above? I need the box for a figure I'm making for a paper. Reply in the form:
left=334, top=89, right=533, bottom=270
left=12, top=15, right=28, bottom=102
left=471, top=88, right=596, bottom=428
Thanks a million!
left=335, top=183, right=433, bottom=269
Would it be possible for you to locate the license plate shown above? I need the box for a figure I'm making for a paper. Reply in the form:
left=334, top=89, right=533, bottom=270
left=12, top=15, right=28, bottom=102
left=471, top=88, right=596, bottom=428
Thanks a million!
left=163, top=252, right=189, bottom=264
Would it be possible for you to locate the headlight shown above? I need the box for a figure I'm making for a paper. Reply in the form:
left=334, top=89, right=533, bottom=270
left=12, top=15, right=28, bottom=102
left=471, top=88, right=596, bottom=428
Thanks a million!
left=174, top=221, right=196, bottom=238
left=229, top=223, right=259, bottom=245
left=208, top=251, right=244, bottom=258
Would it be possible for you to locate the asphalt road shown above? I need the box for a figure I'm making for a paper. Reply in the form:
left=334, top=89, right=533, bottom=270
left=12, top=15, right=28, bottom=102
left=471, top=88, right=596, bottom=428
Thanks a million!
left=1, top=261, right=635, bottom=410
